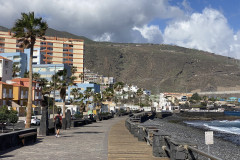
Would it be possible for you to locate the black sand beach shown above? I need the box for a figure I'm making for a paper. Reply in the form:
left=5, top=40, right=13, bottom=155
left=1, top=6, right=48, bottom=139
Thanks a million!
left=141, top=115, right=240, bottom=160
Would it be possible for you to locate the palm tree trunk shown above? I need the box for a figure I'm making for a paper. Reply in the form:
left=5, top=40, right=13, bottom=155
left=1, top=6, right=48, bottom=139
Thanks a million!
left=25, top=45, right=33, bottom=128
left=62, top=97, right=66, bottom=118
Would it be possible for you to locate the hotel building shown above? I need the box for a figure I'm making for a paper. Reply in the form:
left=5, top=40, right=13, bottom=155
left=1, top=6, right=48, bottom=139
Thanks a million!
left=0, top=31, right=84, bottom=83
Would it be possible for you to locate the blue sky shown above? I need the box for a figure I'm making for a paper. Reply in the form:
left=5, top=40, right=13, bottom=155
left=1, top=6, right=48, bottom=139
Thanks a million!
left=0, top=0, right=239, bottom=58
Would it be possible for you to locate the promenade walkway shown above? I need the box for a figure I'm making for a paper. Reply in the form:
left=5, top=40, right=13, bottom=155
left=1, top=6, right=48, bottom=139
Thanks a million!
left=0, top=116, right=168, bottom=160
left=108, top=119, right=169, bottom=160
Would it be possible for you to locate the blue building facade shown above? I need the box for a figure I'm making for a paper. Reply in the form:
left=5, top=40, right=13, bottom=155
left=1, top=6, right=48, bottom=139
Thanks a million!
left=33, top=63, right=72, bottom=101
left=0, top=52, right=27, bottom=77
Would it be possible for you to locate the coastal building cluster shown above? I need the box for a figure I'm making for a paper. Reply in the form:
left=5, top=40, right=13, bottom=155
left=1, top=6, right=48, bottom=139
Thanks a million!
left=1, top=28, right=239, bottom=116
left=0, top=30, right=117, bottom=115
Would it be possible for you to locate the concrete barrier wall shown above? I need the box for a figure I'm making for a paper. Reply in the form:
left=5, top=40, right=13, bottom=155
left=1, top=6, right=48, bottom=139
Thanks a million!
left=0, top=128, right=37, bottom=150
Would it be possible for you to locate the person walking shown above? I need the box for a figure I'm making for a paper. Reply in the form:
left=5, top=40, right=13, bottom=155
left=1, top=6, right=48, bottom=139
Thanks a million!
left=54, top=111, right=62, bottom=138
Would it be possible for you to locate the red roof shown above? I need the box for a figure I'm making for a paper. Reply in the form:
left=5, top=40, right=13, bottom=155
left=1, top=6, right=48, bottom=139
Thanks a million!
left=11, top=78, right=37, bottom=83
left=0, top=56, right=12, bottom=61
left=0, top=81, right=13, bottom=86
left=12, top=83, right=26, bottom=87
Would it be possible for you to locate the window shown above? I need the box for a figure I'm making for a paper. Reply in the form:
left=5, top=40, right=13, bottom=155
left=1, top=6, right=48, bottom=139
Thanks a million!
left=3, top=100, right=6, bottom=106
left=47, top=47, right=53, bottom=51
left=40, top=47, right=46, bottom=50
left=63, top=53, right=69, bottom=57
left=3, top=88, right=6, bottom=98
left=69, top=49, right=73, bottom=53
left=63, top=49, right=68, bottom=52
left=47, top=52, right=53, bottom=56
left=16, top=49, right=23, bottom=53
left=69, top=45, right=73, bottom=47
left=0, top=43, right=4, bottom=47
left=21, top=90, right=24, bottom=99
left=47, top=42, right=53, bottom=46
left=0, top=48, right=4, bottom=52
left=9, top=89, right=12, bottom=98
left=33, top=62, right=37, bottom=65
left=33, top=56, right=38, bottom=58
left=5, top=61, right=8, bottom=68
left=63, top=44, right=68, bottom=47
left=40, top=42, right=46, bottom=45
left=0, top=38, right=5, bottom=42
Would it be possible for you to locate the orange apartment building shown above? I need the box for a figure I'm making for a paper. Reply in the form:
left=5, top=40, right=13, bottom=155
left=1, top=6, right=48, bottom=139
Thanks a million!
left=7, top=78, right=42, bottom=107
left=0, top=81, right=13, bottom=106
left=0, top=31, right=84, bottom=83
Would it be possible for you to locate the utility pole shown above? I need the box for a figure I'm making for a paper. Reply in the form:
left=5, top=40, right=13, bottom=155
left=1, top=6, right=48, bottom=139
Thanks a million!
left=53, top=65, right=56, bottom=121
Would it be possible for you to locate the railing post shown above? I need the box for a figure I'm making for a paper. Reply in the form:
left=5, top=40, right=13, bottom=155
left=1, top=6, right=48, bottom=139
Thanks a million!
left=169, top=139, right=198, bottom=160
left=153, top=132, right=170, bottom=157
left=138, top=126, right=147, bottom=141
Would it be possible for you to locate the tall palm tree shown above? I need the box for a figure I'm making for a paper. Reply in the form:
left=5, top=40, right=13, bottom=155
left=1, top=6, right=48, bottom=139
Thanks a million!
left=54, top=69, right=77, bottom=117
left=12, top=12, right=48, bottom=128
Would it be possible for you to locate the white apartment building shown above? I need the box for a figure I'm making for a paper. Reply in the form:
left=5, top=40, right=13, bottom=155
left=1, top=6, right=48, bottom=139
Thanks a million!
left=0, top=56, right=12, bottom=82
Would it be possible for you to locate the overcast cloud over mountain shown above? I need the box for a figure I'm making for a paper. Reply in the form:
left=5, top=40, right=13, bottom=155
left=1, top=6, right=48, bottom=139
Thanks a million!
left=0, top=0, right=240, bottom=58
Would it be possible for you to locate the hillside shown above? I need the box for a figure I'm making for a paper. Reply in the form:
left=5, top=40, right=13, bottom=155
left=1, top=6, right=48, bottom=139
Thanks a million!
left=1, top=26, right=240, bottom=93
left=84, top=43, right=240, bottom=93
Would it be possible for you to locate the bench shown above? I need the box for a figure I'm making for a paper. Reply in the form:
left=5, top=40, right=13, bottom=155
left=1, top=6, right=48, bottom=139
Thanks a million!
left=19, top=132, right=37, bottom=145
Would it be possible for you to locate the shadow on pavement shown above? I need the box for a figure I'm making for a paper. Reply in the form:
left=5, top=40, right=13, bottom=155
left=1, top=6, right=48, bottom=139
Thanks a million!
left=0, top=137, right=43, bottom=156
left=73, top=131, right=103, bottom=134
left=0, top=155, right=14, bottom=159
left=81, top=126, right=102, bottom=127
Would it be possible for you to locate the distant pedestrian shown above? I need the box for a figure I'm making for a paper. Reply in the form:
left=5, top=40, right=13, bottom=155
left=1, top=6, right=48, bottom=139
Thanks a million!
left=54, top=111, right=62, bottom=138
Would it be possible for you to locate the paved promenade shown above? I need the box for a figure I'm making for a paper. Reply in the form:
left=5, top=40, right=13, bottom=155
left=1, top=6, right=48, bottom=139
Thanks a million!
left=0, top=116, right=168, bottom=160
left=0, top=117, right=125, bottom=160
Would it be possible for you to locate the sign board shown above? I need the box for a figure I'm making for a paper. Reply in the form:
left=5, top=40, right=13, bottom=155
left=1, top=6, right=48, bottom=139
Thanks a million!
left=205, top=131, right=214, bottom=145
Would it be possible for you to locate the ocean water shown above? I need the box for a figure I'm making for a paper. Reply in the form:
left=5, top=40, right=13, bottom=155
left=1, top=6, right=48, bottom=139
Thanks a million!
left=185, top=120, right=240, bottom=145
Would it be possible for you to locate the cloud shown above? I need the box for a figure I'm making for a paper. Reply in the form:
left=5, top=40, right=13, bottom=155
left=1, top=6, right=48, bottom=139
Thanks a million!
left=0, top=0, right=184, bottom=43
left=133, top=25, right=163, bottom=43
left=163, top=8, right=240, bottom=58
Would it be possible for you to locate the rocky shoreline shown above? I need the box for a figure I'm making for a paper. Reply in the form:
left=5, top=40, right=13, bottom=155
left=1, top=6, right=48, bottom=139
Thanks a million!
left=142, top=114, right=240, bottom=160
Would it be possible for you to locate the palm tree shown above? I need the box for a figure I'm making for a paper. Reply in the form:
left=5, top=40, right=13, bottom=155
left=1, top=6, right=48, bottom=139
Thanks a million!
left=70, top=88, right=79, bottom=100
left=12, top=12, right=48, bottom=128
left=84, top=88, right=93, bottom=111
left=79, top=73, right=84, bottom=83
left=12, top=64, right=20, bottom=78
left=93, top=92, right=102, bottom=109
left=102, top=87, right=114, bottom=101
left=54, top=69, right=77, bottom=117
left=136, top=88, right=144, bottom=107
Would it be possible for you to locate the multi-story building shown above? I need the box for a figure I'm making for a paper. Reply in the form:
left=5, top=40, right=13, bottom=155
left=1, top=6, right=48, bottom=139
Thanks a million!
left=0, top=31, right=84, bottom=83
left=0, top=56, right=12, bottom=82
left=0, top=52, right=27, bottom=77
left=12, top=82, right=28, bottom=107
left=33, top=63, right=71, bottom=101
left=7, top=78, right=42, bottom=106
left=25, top=48, right=44, bottom=67
left=0, top=81, right=13, bottom=106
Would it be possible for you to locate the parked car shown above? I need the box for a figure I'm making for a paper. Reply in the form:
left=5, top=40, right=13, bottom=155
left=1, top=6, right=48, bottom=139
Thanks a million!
left=25, top=116, right=40, bottom=125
